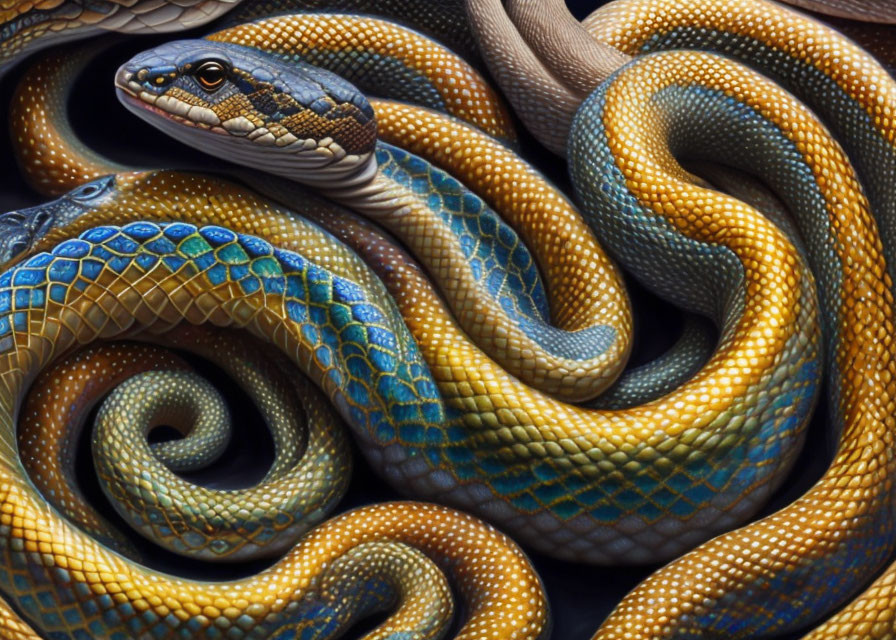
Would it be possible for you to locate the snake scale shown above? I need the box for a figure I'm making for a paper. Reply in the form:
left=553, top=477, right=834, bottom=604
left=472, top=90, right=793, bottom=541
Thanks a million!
left=1, top=0, right=896, bottom=637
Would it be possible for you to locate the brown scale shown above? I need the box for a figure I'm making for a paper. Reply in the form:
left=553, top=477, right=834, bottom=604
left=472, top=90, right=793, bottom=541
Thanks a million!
left=271, top=89, right=300, bottom=113
left=167, top=85, right=214, bottom=109
left=244, top=83, right=279, bottom=114
left=213, top=91, right=262, bottom=123
left=277, top=104, right=377, bottom=154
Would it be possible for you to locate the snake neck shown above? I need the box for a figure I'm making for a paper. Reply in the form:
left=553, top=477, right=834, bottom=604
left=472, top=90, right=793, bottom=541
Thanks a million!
left=294, top=151, right=381, bottom=193
left=300, top=145, right=409, bottom=218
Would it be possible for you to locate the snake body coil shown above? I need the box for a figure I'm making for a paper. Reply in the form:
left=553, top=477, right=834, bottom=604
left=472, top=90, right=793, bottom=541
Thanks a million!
left=114, top=28, right=824, bottom=569
left=0, top=206, right=550, bottom=637
left=467, top=0, right=896, bottom=635
left=3, top=0, right=896, bottom=637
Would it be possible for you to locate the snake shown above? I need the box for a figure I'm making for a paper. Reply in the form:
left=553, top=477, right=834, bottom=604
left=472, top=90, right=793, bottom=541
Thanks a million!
left=0, top=174, right=552, bottom=638
left=463, top=0, right=896, bottom=636
left=0, top=0, right=821, bottom=576
left=0, top=1, right=832, bottom=636
left=2, top=0, right=896, bottom=638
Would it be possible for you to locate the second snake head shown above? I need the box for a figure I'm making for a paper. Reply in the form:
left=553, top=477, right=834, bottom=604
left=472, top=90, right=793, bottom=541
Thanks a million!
left=0, top=176, right=118, bottom=267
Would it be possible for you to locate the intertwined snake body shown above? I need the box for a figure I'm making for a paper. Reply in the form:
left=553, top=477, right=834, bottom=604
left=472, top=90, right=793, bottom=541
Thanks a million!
left=0, top=172, right=551, bottom=638
left=470, top=0, right=896, bottom=636
left=112, top=26, right=824, bottom=569
left=2, top=0, right=896, bottom=638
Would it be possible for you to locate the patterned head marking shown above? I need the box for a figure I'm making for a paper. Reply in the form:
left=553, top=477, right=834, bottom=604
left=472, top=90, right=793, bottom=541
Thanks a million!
left=115, top=40, right=378, bottom=187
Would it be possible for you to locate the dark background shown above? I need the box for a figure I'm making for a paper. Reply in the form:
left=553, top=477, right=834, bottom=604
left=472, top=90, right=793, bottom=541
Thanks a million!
left=0, top=1, right=835, bottom=637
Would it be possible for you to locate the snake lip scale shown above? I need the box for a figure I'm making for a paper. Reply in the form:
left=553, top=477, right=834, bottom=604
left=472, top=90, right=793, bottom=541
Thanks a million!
left=116, top=87, right=224, bottom=133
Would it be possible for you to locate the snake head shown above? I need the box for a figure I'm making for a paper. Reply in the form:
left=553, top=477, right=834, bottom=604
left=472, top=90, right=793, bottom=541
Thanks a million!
left=115, top=40, right=378, bottom=188
left=0, top=176, right=117, bottom=267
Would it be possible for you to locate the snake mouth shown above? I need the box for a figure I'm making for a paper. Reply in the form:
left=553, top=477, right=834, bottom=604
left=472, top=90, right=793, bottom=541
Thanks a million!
left=116, top=85, right=229, bottom=137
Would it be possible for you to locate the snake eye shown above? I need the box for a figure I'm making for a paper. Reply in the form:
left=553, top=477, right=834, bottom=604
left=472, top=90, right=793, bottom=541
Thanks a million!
left=195, top=61, right=226, bottom=91
left=70, top=176, right=114, bottom=203
left=75, top=184, right=101, bottom=198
